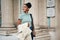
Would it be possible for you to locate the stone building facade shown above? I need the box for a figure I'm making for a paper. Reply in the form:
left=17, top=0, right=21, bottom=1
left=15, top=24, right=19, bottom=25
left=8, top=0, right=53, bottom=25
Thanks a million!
left=0, top=0, right=60, bottom=40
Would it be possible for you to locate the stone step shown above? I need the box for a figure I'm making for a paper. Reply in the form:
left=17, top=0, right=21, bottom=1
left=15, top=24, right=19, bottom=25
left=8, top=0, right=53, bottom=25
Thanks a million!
left=0, top=27, right=17, bottom=35
left=0, top=27, right=16, bottom=31
left=35, top=38, right=50, bottom=40
left=0, top=31, right=7, bottom=35
left=40, top=29, right=48, bottom=31
left=35, top=35, right=50, bottom=40
left=36, top=29, right=55, bottom=33
left=35, top=29, right=48, bottom=31
left=0, top=30, right=17, bottom=35
left=35, top=30, right=42, bottom=34
left=36, top=32, right=49, bottom=36
left=35, top=29, right=49, bottom=34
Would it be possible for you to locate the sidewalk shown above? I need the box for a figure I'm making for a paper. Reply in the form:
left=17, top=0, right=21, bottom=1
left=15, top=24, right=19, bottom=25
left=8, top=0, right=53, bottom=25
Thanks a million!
left=0, top=35, right=19, bottom=40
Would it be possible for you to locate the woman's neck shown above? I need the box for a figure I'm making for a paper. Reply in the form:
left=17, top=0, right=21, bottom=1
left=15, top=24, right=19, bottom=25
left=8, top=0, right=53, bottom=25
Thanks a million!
left=24, top=11, right=28, bottom=13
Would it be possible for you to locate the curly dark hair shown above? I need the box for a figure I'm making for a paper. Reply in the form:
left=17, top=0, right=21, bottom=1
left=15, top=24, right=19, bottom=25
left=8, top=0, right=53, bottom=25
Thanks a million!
left=24, top=2, right=32, bottom=8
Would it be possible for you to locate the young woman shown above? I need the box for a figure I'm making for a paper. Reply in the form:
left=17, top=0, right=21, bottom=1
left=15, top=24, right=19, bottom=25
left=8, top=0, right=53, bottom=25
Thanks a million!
left=17, top=2, right=35, bottom=40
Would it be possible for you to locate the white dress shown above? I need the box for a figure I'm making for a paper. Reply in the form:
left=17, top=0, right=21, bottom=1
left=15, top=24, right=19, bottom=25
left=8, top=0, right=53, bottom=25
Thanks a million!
left=17, top=23, right=32, bottom=40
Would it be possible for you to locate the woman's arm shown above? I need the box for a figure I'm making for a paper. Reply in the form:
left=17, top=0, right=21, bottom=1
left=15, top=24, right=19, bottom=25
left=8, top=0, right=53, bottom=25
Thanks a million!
left=17, top=19, right=21, bottom=25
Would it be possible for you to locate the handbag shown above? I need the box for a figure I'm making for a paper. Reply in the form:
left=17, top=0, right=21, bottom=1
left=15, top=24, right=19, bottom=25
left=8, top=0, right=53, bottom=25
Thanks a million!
left=30, top=14, right=35, bottom=37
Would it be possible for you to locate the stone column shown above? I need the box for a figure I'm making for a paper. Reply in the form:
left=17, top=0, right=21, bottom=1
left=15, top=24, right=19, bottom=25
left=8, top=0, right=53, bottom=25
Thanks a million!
left=1, top=0, right=14, bottom=27
left=13, top=0, right=20, bottom=23
left=38, top=0, right=47, bottom=26
left=56, top=0, right=60, bottom=40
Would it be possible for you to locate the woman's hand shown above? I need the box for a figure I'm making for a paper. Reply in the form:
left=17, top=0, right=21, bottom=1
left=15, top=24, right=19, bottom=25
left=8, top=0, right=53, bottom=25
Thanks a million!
left=33, top=30, right=36, bottom=37
left=28, top=23, right=29, bottom=27
left=17, top=19, right=21, bottom=25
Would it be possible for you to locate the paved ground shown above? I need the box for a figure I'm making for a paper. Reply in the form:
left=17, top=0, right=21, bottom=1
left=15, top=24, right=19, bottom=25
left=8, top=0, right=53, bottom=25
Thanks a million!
left=0, top=29, right=56, bottom=40
left=0, top=35, right=19, bottom=40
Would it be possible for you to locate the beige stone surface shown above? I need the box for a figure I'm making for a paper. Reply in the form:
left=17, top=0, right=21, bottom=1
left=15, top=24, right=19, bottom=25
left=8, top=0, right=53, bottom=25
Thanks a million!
left=56, top=0, right=60, bottom=40
left=1, top=0, right=14, bottom=27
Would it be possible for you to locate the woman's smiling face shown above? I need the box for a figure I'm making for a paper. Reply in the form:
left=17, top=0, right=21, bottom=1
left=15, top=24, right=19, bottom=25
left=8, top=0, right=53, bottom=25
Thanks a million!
left=23, top=5, right=29, bottom=12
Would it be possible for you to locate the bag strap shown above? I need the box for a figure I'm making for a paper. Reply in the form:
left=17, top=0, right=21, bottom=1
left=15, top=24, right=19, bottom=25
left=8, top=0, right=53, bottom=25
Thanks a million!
left=30, top=14, right=34, bottom=31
